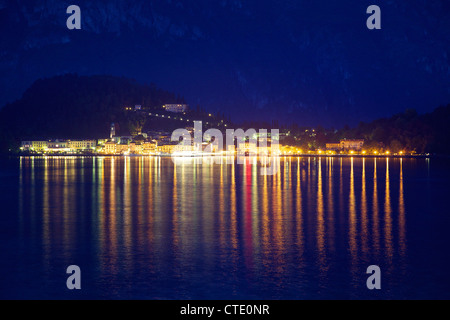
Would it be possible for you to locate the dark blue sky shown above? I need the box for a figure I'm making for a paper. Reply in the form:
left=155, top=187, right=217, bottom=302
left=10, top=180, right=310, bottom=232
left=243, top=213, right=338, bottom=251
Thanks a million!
left=1, top=0, right=449, bottom=127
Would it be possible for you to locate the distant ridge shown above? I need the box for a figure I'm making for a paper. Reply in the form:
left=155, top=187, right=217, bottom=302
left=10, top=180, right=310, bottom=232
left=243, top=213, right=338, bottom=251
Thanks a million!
left=1, top=73, right=450, bottom=155
left=0, top=74, right=185, bottom=152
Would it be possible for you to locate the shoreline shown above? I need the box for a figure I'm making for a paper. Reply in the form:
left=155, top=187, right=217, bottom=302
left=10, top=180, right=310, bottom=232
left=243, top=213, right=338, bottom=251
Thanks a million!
left=3, top=153, right=436, bottom=159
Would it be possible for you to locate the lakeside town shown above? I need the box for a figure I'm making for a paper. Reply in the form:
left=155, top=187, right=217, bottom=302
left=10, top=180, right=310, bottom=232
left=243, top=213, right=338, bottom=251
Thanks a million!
left=19, top=104, right=417, bottom=157
left=19, top=134, right=395, bottom=157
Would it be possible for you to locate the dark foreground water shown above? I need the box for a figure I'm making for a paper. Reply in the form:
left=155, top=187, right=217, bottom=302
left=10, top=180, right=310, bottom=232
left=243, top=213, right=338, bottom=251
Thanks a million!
left=0, top=156, right=449, bottom=299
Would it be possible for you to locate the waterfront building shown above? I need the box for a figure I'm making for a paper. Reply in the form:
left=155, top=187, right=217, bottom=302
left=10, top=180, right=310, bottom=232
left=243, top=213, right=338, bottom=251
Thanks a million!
left=68, top=140, right=96, bottom=151
left=237, top=141, right=258, bottom=155
left=157, top=144, right=177, bottom=154
left=142, top=142, right=157, bottom=155
left=20, top=140, right=48, bottom=152
left=20, top=141, right=32, bottom=150
left=47, top=140, right=70, bottom=153
left=129, top=142, right=143, bottom=154
left=21, top=140, right=96, bottom=153
left=116, top=144, right=129, bottom=154
left=104, top=141, right=117, bottom=154
left=340, top=139, right=365, bottom=151
left=326, top=143, right=341, bottom=150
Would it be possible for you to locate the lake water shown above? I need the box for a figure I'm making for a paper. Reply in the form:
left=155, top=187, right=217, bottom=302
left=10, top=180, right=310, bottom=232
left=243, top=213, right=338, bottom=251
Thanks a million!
left=0, top=156, right=449, bottom=299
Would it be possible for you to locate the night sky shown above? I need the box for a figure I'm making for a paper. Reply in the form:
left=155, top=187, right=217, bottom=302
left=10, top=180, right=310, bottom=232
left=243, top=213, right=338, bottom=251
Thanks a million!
left=1, top=0, right=449, bottom=127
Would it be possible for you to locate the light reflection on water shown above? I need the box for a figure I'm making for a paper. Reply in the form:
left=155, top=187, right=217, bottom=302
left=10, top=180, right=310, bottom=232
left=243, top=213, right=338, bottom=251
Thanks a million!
left=6, top=155, right=448, bottom=299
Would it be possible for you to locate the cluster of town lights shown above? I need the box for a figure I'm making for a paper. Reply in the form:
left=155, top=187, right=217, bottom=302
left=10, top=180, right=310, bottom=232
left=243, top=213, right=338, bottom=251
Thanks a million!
left=278, top=148, right=407, bottom=156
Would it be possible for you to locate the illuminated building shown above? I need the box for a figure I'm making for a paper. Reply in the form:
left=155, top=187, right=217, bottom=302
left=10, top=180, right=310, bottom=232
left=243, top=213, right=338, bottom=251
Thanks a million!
left=163, top=104, right=189, bottom=113
left=21, top=140, right=96, bottom=153
left=326, top=143, right=341, bottom=151
left=129, top=142, right=143, bottom=154
left=101, top=142, right=129, bottom=155
left=237, top=142, right=258, bottom=155
left=340, top=139, right=365, bottom=151
left=116, top=144, right=129, bottom=154
left=104, top=141, right=117, bottom=154
left=20, top=141, right=32, bottom=150
left=157, top=144, right=177, bottom=154
left=47, top=140, right=71, bottom=153
left=68, top=140, right=96, bottom=151
left=21, top=140, right=48, bottom=152
left=142, top=142, right=157, bottom=155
